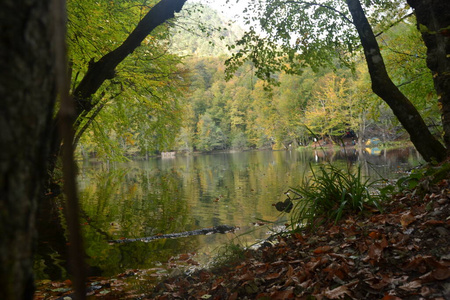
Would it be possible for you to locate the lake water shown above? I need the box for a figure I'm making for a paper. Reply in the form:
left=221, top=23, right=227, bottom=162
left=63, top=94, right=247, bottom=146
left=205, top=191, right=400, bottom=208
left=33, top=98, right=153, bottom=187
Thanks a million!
left=36, top=147, right=423, bottom=280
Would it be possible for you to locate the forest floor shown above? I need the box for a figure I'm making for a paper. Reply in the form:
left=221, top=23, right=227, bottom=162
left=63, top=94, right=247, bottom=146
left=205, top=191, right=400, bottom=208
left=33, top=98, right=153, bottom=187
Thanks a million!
left=35, top=175, right=450, bottom=299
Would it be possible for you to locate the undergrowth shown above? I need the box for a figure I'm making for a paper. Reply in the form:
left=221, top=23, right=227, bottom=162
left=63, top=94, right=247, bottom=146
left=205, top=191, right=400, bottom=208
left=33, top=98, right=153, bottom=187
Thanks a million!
left=287, top=163, right=385, bottom=231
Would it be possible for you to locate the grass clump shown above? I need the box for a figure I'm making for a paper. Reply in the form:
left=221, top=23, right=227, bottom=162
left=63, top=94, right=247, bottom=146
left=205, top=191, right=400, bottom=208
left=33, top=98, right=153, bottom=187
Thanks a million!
left=288, top=163, right=384, bottom=231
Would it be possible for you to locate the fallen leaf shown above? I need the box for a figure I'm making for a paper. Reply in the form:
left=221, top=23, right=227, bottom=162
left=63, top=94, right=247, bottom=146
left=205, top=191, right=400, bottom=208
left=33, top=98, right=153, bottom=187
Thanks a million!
left=63, top=279, right=72, bottom=286
left=228, top=292, right=238, bottom=300
left=403, top=255, right=445, bottom=273
left=265, top=272, right=282, bottom=280
left=423, top=219, right=445, bottom=226
left=369, top=231, right=381, bottom=239
left=286, top=264, right=295, bottom=277
left=431, top=268, right=450, bottom=280
left=400, top=212, right=415, bottom=228
left=399, top=280, right=422, bottom=291
left=313, top=245, right=332, bottom=254
left=178, top=253, right=190, bottom=261
left=238, top=272, right=253, bottom=282
left=323, top=285, right=351, bottom=299
left=367, top=243, right=383, bottom=263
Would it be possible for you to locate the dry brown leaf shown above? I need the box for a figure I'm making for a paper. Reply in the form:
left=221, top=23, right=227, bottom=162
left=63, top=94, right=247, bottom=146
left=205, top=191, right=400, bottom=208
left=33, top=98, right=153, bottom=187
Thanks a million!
left=403, top=255, right=446, bottom=273
left=399, top=280, right=422, bottom=291
left=420, top=286, right=433, bottom=297
left=254, top=263, right=269, bottom=275
left=367, top=243, right=383, bottom=263
left=369, top=231, right=381, bottom=239
left=177, top=253, right=190, bottom=261
left=423, top=219, right=445, bottom=226
left=265, top=272, right=282, bottom=280
left=400, top=211, right=415, bottom=228
left=238, top=272, right=253, bottom=282
left=431, top=267, right=450, bottom=280
left=313, top=245, right=332, bottom=254
left=323, top=285, right=352, bottom=299
left=286, top=264, right=295, bottom=277
left=228, top=292, right=238, bottom=300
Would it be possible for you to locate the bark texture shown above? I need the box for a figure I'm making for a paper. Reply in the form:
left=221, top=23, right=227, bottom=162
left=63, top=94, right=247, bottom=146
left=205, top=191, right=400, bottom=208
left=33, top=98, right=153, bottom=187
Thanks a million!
left=346, top=0, right=447, bottom=162
left=407, top=0, right=450, bottom=154
left=0, top=0, right=56, bottom=299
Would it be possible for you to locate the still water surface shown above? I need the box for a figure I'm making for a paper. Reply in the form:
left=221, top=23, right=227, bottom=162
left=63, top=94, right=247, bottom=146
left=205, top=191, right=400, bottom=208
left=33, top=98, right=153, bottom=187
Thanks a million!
left=41, top=148, right=424, bottom=279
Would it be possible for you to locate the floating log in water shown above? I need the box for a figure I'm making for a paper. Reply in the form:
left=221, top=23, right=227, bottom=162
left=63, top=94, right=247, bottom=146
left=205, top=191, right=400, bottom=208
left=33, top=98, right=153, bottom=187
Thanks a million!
left=108, top=225, right=236, bottom=244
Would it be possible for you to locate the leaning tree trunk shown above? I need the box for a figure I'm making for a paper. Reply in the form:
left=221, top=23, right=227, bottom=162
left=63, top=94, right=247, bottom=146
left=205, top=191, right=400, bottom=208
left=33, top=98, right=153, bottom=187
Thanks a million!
left=407, top=0, right=450, bottom=155
left=72, top=0, right=187, bottom=125
left=0, top=0, right=56, bottom=299
left=346, top=0, right=447, bottom=162
left=46, top=0, right=188, bottom=176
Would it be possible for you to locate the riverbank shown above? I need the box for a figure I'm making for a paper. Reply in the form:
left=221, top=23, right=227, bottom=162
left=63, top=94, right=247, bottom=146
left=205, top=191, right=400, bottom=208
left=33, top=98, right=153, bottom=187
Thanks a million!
left=35, top=165, right=450, bottom=299
left=148, top=176, right=450, bottom=299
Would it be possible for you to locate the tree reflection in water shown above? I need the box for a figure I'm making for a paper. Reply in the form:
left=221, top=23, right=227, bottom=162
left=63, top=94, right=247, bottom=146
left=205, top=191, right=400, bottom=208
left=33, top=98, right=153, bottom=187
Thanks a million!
left=35, top=148, right=422, bottom=279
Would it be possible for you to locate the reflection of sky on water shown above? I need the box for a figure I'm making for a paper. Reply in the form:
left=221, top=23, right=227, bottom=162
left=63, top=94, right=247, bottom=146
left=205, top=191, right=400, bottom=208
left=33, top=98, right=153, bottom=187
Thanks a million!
left=72, top=148, right=423, bottom=277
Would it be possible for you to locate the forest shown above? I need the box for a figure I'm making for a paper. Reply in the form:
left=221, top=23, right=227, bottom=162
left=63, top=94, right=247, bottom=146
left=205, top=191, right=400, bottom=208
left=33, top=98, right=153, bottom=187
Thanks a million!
left=1, top=0, right=450, bottom=299
left=78, top=3, right=441, bottom=157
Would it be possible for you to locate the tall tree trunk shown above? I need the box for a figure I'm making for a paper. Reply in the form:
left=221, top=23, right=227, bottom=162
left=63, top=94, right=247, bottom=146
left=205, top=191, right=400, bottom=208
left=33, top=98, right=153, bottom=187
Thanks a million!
left=407, top=0, right=450, bottom=154
left=0, top=0, right=56, bottom=299
left=346, top=0, right=447, bottom=162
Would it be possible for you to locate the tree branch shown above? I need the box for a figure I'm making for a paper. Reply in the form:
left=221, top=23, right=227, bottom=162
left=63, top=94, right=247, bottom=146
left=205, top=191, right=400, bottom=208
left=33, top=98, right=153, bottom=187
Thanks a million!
left=73, top=96, right=108, bottom=149
left=73, top=0, right=187, bottom=118
left=374, top=12, right=414, bottom=37
left=284, top=1, right=353, bottom=24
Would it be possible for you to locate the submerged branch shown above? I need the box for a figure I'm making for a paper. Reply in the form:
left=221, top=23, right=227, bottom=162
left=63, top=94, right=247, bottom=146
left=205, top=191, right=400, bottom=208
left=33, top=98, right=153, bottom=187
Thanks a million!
left=109, top=225, right=236, bottom=244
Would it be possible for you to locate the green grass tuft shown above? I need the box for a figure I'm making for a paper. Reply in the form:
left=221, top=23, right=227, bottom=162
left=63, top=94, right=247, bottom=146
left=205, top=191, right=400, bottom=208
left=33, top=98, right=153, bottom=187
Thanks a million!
left=288, top=163, right=384, bottom=231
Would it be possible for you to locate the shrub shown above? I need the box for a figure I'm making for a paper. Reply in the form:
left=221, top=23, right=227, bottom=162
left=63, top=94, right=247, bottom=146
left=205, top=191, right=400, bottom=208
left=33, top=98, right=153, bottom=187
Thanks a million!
left=288, top=163, right=384, bottom=231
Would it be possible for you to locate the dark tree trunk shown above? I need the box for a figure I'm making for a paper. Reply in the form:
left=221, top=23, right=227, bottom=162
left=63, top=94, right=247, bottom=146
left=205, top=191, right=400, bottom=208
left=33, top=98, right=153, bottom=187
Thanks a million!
left=0, top=0, right=56, bottom=299
left=407, top=0, right=450, bottom=154
left=346, top=0, right=447, bottom=162
left=46, top=0, right=188, bottom=176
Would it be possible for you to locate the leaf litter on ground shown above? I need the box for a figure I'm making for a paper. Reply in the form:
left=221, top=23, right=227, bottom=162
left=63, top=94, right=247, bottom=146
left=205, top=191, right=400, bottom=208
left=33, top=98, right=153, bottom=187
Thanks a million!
left=35, top=178, right=450, bottom=299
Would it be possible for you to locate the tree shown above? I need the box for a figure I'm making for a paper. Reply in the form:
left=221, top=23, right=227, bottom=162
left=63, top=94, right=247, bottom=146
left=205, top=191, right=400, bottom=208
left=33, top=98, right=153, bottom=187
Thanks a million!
left=196, top=113, right=228, bottom=151
left=406, top=0, right=450, bottom=153
left=0, top=1, right=188, bottom=298
left=346, top=0, right=446, bottom=161
left=226, top=0, right=448, bottom=162
left=304, top=73, right=352, bottom=139
left=0, top=1, right=56, bottom=299
left=49, top=0, right=188, bottom=170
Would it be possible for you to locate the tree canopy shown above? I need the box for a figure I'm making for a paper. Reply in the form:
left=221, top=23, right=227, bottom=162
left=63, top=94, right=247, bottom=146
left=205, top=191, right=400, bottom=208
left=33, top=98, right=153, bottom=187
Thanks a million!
left=223, top=0, right=449, bottom=162
left=72, top=2, right=444, bottom=156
